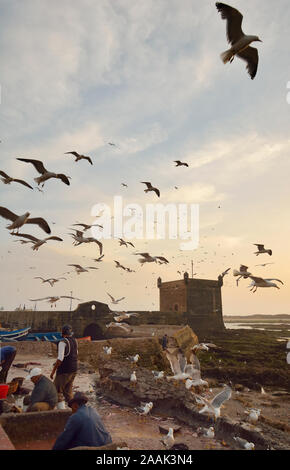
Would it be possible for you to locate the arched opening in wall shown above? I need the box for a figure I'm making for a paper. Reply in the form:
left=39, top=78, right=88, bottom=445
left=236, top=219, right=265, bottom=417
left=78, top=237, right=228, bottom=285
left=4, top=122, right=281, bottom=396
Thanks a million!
left=83, top=323, right=104, bottom=340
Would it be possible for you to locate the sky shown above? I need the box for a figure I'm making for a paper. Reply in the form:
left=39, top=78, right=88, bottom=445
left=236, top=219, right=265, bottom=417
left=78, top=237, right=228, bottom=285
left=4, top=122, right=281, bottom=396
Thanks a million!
left=0, top=0, right=290, bottom=315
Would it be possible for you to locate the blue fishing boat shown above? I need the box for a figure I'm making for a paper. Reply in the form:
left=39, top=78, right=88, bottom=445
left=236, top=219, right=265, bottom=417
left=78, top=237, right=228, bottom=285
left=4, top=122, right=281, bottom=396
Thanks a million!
left=22, top=331, right=62, bottom=342
left=0, top=327, right=31, bottom=341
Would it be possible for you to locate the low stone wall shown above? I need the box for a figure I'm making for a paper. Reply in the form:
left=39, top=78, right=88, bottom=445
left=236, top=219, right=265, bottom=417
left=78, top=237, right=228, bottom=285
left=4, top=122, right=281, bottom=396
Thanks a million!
left=0, top=409, right=71, bottom=447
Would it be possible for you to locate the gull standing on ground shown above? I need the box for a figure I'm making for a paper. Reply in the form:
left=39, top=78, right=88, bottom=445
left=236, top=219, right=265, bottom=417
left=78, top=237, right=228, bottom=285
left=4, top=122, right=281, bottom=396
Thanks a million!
left=103, top=346, right=112, bottom=355
left=233, top=436, right=255, bottom=450
left=248, top=276, right=283, bottom=293
left=216, top=2, right=262, bottom=79
left=17, top=158, right=70, bottom=186
left=0, top=207, right=51, bottom=234
left=245, top=408, right=261, bottom=424
left=10, top=232, right=63, bottom=251
left=152, top=371, right=164, bottom=379
left=65, top=151, right=93, bottom=165
left=0, top=171, right=33, bottom=189
left=253, top=244, right=272, bottom=256
left=196, top=386, right=232, bottom=420
left=141, top=182, right=160, bottom=198
left=197, top=426, right=215, bottom=438
left=161, top=428, right=174, bottom=448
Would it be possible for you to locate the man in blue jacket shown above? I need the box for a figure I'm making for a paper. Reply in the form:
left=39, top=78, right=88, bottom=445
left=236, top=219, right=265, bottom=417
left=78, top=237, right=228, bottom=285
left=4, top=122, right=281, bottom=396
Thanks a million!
left=0, top=346, right=17, bottom=383
left=52, top=392, right=112, bottom=450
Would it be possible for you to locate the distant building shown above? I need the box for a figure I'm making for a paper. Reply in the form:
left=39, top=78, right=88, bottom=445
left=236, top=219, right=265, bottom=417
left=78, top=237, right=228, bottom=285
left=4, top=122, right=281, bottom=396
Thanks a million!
left=157, top=272, right=225, bottom=332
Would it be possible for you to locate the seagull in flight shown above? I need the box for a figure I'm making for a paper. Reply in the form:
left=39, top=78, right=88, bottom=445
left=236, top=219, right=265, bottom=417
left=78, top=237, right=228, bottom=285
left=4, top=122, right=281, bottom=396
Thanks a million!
left=107, top=293, right=125, bottom=304
left=29, top=295, right=82, bottom=308
left=0, top=207, right=51, bottom=234
left=92, top=254, right=104, bottom=263
left=68, top=264, right=98, bottom=275
left=248, top=276, right=283, bottom=293
left=233, top=265, right=252, bottom=286
left=10, top=232, right=63, bottom=250
left=141, top=182, right=160, bottom=198
left=253, top=244, right=272, bottom=256
left=118, top=238, right=135, bottom=248
left=34, top=277, right=67, bottom=287
left=65, top=151, right=93, bottom=165
left=255, top=262, right=274, bottom=267
left=196, top=386, right=232, bottom=420
left=0, top=171, right=33, bottom=189
left=216, top=2, right=262, bottom=79
left=17, top=158, right=70, bottom=186
left=135, top=252, right=169, bottom=265
left=174, top=160, right=189, bottom=167
left=72, top=222, right=102, bottom=232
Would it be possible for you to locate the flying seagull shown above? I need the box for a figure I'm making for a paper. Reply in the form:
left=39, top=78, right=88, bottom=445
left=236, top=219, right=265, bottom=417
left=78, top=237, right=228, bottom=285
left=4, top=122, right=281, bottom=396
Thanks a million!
left=107, top=293, right=125, bottom=304
left=34, top=277, right=67, bottom=287
left=92, top=254, right=104, bottom=263
left=65, top=151, right=93, bottom=165
left=141, top=182, right=160, bottom=198
left=253, top=244, right=272, bottom=256
left=233, top=265, right=252, bottom=286
left=72, top=222, right=102, bottom=232
left=10, top=232, right=63, bottom=250
left=17, top=158, right=70, bottom=186
left=69, top=230, right=103, bottom=255
left=118, top=238, right=135, bottom=248
left=248, top=276, right=283, bottom=293
left=255, top=262, right=274, bottom=267
left=0, top=171, right=33, bottom=189
left=135, top=252, right=169, bottom=265
left=174, top=160, right=189, bottom=167
left=68, top=264, right=98, bottom=275
left=196, top=386, right=232, bottom=420
left=0, top=207, right=51, bottom=234
left=216, top=2, right=262, bottom=79
left=29, top=295, right=82, bottom=308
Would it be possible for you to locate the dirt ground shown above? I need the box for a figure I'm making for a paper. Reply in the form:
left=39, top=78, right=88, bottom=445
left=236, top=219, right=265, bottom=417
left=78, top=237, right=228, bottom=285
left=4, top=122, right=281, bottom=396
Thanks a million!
left=6, top=351, right=290, bottom=450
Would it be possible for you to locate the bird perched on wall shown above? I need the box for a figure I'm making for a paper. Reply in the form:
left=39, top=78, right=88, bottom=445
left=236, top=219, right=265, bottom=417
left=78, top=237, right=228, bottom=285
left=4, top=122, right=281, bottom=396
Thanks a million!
left=216, top=2, right=262, bottom=80
left=103, top=346, right=112, bottom=355
left=152, top=371, right=164, bottom=379
left=244, top=408, right=261, bottom=424
left=161, top=428, right=174, bottom=448
left=65, top=151, right=93, bottom=165
left=0, top=170, right=33, bottom=189
left=0, top=207, right=51, bottom=234
left=141, top=181, right=160, bottom=198
left=248, top=276, right=283, bottom=293
left=233, top=436, right=255, bottom=450
left=17, top=158, right=70, bottom=186
left=196, top=426, right=215, bottom=438
left=253, top=244, right=272, bottom=256
left=233, top=265, right=252, bottom=286
left=174, top=160, right=189, bottom=167
left=10, top=232, right=63, bottom=251
left=130, top=371, right=137, bottom=388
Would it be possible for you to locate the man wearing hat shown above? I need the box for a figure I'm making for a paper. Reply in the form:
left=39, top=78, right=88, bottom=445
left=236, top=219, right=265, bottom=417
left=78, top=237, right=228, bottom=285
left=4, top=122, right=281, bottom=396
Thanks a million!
left=50, top=325, right=78, bottom=405
left=24, top=368, right=58, bottom=412
left=52, top=392, right=112, bottom=450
